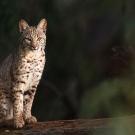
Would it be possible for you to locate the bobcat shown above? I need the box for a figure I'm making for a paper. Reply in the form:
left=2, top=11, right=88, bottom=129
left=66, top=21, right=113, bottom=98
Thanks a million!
left=0, top=19, right=47, bottom=128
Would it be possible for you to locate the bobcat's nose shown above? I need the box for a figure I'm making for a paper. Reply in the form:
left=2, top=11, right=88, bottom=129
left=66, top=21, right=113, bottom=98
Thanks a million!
left=31, top=44, right=38, bottom=50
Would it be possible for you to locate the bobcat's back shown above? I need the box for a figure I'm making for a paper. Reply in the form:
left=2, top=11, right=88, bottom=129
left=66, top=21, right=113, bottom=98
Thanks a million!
left=0, top=54, right=13, bottom=82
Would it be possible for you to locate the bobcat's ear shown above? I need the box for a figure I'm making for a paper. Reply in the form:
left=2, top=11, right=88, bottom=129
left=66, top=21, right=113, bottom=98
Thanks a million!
left=37, top=19, right=47, bottom=33
left=19, top=19, right=29, bottom=32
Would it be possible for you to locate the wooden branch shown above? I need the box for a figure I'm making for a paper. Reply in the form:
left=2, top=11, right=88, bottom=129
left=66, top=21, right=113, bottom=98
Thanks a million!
left=0, top=115, right=135, bottom=135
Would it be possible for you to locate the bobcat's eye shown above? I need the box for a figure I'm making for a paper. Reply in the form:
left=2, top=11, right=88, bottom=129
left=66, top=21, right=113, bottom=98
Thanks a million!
left=25, top=38, right=31, bottom=44
left=38, top=37, right=44, bottom=44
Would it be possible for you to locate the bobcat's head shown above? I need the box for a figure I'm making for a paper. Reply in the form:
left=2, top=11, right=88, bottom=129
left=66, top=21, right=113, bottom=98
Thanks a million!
left=19, top=19, right=47, bottom=50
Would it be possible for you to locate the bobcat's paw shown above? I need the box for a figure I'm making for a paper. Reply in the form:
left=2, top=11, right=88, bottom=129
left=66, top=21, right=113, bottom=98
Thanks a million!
left=25, top=116, right=37, bottom=124
left=14, top=117, right=25, bottom=128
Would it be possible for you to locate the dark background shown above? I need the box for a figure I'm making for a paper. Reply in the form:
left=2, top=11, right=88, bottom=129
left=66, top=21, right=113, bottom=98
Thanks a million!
left=0, top=0, right=135, bottom=121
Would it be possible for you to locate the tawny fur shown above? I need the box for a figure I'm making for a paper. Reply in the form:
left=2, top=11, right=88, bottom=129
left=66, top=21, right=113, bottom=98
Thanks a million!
left=0, top=19, right=47, bottom=128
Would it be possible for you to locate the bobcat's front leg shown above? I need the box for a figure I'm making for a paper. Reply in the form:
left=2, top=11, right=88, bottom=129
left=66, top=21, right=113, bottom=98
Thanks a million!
left=12, top=82, right=25, bottom=128
left=23, top=86, right=37, bottom=124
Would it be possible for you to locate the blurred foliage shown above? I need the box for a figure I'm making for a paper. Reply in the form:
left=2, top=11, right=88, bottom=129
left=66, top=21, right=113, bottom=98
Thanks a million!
left=80, top=77, right=135, bottom=118
left=0, top=1, right=135, bottom=129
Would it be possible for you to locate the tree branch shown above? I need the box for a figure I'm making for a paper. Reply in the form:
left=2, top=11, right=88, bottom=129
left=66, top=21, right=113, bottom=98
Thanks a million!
left=0, top=115, right=135, bottom=135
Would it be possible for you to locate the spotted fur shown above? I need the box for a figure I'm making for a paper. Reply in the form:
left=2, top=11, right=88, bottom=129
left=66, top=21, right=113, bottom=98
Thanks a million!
left=0, top=19, right=47, bottom=128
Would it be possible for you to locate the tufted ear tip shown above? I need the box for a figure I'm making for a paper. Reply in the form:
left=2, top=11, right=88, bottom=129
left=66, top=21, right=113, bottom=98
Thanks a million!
left=19, top=19, right=29, bottom=32
left=37, top=18, right=47, bottom=32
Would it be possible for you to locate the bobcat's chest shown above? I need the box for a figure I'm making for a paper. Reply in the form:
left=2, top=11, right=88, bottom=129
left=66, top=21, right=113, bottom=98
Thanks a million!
left=22, top=49, right=45, bottom=72
left=23, top=52, right=45, bottom=78
left=13, top=50, right=45, bottom=89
